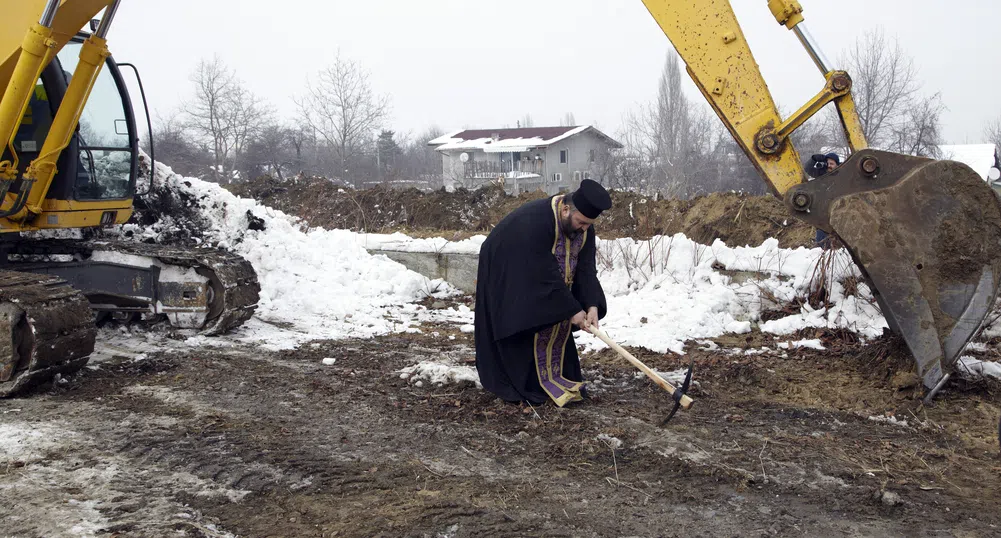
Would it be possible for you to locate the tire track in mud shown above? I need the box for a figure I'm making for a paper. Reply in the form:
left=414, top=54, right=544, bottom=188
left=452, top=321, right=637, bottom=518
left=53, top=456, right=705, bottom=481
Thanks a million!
left=5, top=330, right=1001, bottom=537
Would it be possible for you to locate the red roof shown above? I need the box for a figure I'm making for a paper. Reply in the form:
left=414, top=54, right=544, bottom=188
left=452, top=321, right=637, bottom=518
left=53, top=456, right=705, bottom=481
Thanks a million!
left=447, top=126, right=578, bottom=142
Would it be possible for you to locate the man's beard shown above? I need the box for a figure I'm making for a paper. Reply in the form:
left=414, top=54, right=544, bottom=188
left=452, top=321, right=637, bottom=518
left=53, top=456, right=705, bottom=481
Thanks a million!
left=560, top=215, right=581, bottom=239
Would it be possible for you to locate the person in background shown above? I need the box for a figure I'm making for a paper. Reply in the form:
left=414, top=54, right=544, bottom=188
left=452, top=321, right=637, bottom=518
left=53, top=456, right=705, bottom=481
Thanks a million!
left=806, top=152, right=841, bottom=250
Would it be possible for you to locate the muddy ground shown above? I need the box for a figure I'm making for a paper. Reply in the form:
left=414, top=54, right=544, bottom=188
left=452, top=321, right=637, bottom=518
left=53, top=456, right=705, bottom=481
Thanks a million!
left=228, top=179, right=816, bottom=249
left=3, top=314, right=1000, bottom=537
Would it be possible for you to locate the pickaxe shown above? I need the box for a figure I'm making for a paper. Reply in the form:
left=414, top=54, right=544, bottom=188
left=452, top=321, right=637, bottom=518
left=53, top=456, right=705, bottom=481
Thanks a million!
left=587, top=325, right=694, bottom=425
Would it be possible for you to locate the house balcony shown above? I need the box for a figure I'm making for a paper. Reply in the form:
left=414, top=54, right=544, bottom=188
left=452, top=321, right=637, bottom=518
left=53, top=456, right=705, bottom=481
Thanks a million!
left=464, top=160, right=544, bottom=179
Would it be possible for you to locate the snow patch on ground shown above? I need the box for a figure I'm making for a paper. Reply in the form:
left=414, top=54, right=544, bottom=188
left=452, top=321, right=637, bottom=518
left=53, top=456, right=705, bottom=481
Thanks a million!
left=956, top=355, right=1001, bottom=381
left=0, top=421, right=78, bottom=465
left=400, top=361, right=481, bottom=388
left=0, top=416, right=243, bottom=538
left=596, top=433, right=623, bottom=449
left=777, top=339, right=826, bottom=350
left=867, top=415, right=910, bottom=428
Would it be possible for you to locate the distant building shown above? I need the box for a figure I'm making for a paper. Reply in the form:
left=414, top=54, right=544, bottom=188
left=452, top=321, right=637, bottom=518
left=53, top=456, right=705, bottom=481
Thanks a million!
left=428, top=126, right=623, bottom=195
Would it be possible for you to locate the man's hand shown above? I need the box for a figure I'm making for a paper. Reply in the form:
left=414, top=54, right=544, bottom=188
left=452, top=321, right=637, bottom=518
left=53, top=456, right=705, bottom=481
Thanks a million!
left=586, top=306, right=599, bottom=330
left=571, top=310, right=587, bottom=330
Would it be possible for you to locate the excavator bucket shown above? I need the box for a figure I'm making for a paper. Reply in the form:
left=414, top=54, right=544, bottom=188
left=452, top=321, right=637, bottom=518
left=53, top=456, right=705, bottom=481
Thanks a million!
left=787, top=149, right=1001, bottom=389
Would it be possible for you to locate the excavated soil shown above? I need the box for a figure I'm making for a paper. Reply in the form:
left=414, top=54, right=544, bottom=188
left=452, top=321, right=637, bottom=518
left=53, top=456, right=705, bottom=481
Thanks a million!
left=228, top=179, right=816, bottom=248
left=3, top=320, right=1000, bottom=537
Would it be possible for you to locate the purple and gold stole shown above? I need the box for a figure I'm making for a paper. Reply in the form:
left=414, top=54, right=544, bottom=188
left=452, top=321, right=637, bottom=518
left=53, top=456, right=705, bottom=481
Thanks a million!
left=534, top=197, right=587, bottom=407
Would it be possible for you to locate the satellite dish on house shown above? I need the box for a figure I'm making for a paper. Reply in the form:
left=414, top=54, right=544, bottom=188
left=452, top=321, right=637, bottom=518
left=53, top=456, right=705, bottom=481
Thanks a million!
left=989, top=167, right=1000, bottom=182
left=459, top=152, right=469, bottom=163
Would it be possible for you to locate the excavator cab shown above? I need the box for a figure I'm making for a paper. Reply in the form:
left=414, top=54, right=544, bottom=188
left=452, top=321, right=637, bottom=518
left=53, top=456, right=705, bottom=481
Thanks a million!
left=4, top=33, right=138, bottom=208
left=0, top=1, right=259, bottom=396
left=641, top=0, right=1001, bottom=396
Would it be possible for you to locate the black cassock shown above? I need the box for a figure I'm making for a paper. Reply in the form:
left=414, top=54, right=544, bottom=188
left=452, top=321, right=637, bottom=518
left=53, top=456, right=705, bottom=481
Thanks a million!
left=474, top=195, right=607, bottom=406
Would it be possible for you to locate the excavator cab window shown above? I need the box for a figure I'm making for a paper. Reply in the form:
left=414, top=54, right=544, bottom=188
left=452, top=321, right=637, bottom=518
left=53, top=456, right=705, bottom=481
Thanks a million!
left=8, top=83, right=53, bottom=163
left=53, top=37, right=137, bottom=201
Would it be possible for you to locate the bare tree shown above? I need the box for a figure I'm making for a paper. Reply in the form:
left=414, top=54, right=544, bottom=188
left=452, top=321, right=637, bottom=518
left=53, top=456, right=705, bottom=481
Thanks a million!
left=185, top=56, right=232, bottom=181
left=600, top=121, right=649, bottom=191
left=888, top=93, right=944, bottom=158
left=185, top=56, right=271, bottom=183
left=294, top=51, right=390, bottom=179
left=818, top=26, right=943, bottom=160
left=148, top=112, right=213, bottom=179
left=286, top=125, right=312, bottom=175
left=519, top=114, right=535, bottom=128
left=986, top=117, right=1001, bottom=150
left=838, top=28, right=919, bottom=149
left=400, top=125, right=445, bottom=189
left=228, top=86, right=273, bottom=177
left=652, top=49, right=691, bottom=186
left=626, top=49, right=743, bottom=198
left=559, top=112, right=576, bottom=127
left=242, top=123, right=295, bottom=180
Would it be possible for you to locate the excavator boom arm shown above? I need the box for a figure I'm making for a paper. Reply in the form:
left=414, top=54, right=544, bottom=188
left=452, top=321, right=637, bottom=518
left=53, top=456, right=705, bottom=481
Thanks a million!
left=641, top=0, right=1001, bottom=391
left=0, top=0, right=115, bottom=97
left=640, top=0, right=865, bottom=195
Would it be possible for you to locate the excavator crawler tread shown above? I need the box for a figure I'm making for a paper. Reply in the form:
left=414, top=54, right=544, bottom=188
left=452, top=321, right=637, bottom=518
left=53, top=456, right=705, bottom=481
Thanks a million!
left=0, top=270, right=96, bottom=397
left=12, top=239, right=261, bottom=335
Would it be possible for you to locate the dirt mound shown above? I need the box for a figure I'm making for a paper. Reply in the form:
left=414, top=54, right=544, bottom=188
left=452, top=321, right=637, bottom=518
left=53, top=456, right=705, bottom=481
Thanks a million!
left=230, top=177, right=817, bottom=248
left=603, top=190, right=814, bottom=247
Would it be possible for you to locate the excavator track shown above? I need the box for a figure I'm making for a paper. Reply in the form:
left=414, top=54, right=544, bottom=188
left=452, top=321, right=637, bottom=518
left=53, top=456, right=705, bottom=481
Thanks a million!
left=11, top=239, right=260, bottom=335
left=83, top=240, right=261, bottom=335
left=0, top=271, right=96, bottom=397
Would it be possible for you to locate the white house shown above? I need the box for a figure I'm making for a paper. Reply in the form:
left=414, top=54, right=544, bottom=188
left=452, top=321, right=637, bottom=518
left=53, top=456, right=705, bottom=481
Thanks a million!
left=428, top=126, right=623, bottom=195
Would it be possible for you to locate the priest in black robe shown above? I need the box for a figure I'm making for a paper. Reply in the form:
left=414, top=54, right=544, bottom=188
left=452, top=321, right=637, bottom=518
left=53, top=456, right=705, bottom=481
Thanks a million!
left=474, top=179, right=612, bottom=407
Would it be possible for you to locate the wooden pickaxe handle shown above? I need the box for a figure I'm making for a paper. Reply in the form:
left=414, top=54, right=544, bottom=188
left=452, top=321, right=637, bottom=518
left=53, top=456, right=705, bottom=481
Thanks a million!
left=586, top=325, right=694, bottom=410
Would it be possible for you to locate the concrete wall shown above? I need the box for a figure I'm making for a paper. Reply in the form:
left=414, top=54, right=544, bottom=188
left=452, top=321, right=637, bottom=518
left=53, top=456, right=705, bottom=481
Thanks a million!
left=368, top=249, right=479, bottom=294
left=368, top=249, right=781, bottom=313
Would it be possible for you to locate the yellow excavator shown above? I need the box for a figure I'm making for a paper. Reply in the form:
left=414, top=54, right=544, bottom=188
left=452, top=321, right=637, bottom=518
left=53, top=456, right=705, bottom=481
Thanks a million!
left=0, top=0, right=259, bottom=395
left=642, top=0, right=1001, bottom=398
left=1, top=1, right=998, bottom=400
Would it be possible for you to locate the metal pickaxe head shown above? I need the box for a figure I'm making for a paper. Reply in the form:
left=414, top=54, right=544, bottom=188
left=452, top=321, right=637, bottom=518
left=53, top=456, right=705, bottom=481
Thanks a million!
left=660, top=358, right=692, bottom=426
left=585, top=325, right=696, bottom=425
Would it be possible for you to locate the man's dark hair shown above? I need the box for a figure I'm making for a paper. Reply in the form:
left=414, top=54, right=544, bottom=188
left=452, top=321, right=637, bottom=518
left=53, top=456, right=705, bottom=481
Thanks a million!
left=563, top=193, right=578, bottom=213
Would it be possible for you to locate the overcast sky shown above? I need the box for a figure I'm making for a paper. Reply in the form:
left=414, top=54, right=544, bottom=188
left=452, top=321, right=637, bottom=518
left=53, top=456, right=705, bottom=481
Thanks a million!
left=106, top=0, right=1000, bottom=144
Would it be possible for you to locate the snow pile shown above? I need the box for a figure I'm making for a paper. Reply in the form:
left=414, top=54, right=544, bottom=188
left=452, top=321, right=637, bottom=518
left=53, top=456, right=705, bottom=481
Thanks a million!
left=357, top=231, right=887, bottom=356
left=350, top=230, right=891, bottom=358
left=111, top=161, right=455, bottom=348
left=575, top=235, right=885, bottom=354
left=123, top=159, right=884, bottom=356
left=105, top=161, right=1000, bottom=383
